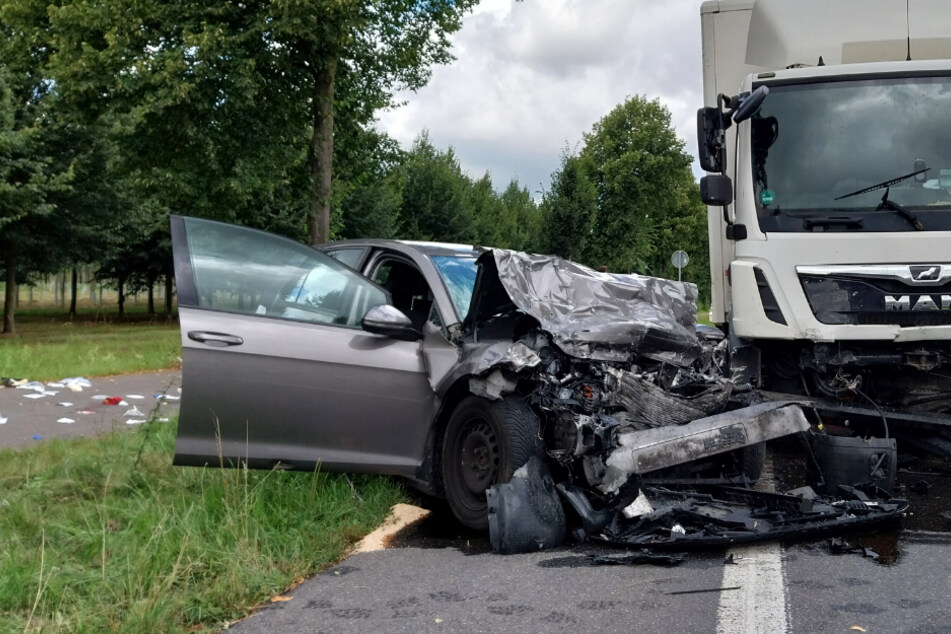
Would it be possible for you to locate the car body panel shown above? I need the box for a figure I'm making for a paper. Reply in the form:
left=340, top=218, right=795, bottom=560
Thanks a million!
left=171, top=216, right=438, bottom=474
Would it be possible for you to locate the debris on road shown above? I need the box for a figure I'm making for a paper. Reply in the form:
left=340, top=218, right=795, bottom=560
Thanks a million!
left=0, top=415, right=7, bottom=425
left=57, top=418, right=76, bottom=424
left=102, top=397, right=124, bottom=406
left=588, top=551, right=685, bottom=567
left=124, top=406, right=145, bottom=418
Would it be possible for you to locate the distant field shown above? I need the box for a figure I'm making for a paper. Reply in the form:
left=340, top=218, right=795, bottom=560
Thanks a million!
left=0, top=307, right=181, bottom=381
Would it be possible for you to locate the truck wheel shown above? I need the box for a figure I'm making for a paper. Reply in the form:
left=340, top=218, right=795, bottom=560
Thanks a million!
left=441, top=395, right=542, bottom=530
left=738, top=442, right=766, bottom=480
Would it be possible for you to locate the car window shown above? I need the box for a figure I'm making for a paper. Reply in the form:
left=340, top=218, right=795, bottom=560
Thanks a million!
left=324, top=247, right=364, bottom=269
left=183, top=217, right=386, bottom=327
left=429, top=255, right=478, bottom=319
left=370, top=259, right=433, bottom=330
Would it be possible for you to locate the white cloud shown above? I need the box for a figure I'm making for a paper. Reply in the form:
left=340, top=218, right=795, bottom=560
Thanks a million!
left=376, top=0, right=707, bottom=195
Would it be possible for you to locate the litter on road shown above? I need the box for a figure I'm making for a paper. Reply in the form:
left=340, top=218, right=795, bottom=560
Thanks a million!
left=57, top=418, right=76, bottom=424
left=124, top=407, right=145, bottom=417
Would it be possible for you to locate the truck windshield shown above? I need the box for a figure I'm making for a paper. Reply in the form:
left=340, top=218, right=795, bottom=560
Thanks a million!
left=751, top=75, right=951, bottom=232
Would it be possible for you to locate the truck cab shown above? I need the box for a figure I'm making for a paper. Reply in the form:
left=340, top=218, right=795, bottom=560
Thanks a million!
left=700, top=0, right=951, bottom=415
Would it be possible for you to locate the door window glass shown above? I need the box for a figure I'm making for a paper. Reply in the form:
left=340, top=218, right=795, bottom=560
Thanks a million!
left=184, top=218, right=386, bottom=326
left=325, top=247, right=364, bottom=269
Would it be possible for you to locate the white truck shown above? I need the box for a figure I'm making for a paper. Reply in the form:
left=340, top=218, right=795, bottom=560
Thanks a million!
left=698, top=0, right=951, bottom=449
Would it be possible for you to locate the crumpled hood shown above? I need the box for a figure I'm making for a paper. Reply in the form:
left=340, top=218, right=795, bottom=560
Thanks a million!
left=469, top=249, right=701, bottom=366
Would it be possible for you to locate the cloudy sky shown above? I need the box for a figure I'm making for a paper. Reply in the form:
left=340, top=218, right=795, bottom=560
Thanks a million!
left=377, top=0, right=707, bottom=196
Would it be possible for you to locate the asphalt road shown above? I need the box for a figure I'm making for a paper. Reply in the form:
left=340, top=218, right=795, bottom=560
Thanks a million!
left=0, top=370, right=181, bottom=449
left=230, top=460, right=951, bottom=634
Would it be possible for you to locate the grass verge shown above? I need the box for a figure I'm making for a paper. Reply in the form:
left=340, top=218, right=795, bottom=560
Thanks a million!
left=0, top=419, right=406, bottom=633
left=0, top=311, right=181, bottom=381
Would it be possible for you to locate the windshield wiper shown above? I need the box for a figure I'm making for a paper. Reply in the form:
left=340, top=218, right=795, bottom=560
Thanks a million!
left=878, top=187, right=924, bottom=231
left=834, top=167, right=930, bottom=201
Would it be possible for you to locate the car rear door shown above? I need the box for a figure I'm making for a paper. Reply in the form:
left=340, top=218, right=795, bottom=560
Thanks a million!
left=170, top=216, right=436, bottom=475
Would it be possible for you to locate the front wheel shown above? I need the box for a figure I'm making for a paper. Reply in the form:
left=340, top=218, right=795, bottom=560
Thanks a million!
left=441, top=396, right=542, bottom=530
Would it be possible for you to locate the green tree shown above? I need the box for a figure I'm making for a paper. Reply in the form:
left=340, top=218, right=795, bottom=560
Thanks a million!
left=497, top=179, right=541, bottom=251
left=540, top=153, right=597, bottom=261
left=579, top=96, right=707, bottom=294
left=45, top=0, right=480, bottom=245
left=398, top=133, right=473, bottom=242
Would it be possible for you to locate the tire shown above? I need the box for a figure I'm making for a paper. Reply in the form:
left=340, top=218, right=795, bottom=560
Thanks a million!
left=737, top=442, right=766, bottom=480
left=441, top=395, right=542, bottom=530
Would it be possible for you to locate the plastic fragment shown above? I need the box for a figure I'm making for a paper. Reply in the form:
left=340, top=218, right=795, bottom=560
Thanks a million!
left=124, top=406, right=145, bottom=417
left=33, top=435, right=42, bottom=440
left=156, top=417, right=170, bottom=423
left=61, top=377, right=92, bottom=391
left=57, top=418, right=76, bottom=424
left=126, top=419, right=147, bottom=425
left=103, top=397, right=123, bottom=406
left=77, top=410, right=95, bottom=415
left=269, top=596, right=293, bottom=603
left=16, top=381, right=46, bottom=392
left=0, top=415, right=7, bottom=425
left=91, top=394, right=108, bottom=400
left=23, top=394, right=47, bottom=400
left=57, top=402, right=73, bottom=407
left=2, top=377, right=26, bottom=387
left=850, top=627, right=867, bottom=632
left=126, top=394, right=145, bottom=400
left=667, top=586, right=741, bottom=596
left=155, top=394, right=180, bottom=401
left=589, top=551, right=685, bottom=567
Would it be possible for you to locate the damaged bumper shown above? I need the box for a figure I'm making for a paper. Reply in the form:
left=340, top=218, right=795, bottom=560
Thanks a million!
left=463, top=250, right=909, bottom=555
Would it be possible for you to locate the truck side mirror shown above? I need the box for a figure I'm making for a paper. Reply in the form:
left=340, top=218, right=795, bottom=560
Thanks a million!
left=732, top=85, right=769, bottom=124
left=700, top=175, right=733, bottom=206
left=697, top=107, right=726, bottom=173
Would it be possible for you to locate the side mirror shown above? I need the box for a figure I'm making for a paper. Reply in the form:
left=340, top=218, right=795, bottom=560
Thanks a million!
left=362, top=304, right=422, bottom=341
left=700, top=174, right=733, bottom=206
left=732, top=85, right=769, bottom=124
left=697, top=107, right=726, bottom=173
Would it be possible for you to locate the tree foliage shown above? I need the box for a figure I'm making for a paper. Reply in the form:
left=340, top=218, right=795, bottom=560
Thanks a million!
left=540, top=96, right=709, bottom=297
left=540, top=152, right=596, bottom=261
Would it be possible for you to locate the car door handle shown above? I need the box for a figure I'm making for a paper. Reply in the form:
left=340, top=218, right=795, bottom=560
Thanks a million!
left=187, top=331, right=244, bottom=347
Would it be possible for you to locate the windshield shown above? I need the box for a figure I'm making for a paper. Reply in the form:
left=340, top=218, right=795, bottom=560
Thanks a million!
left=430, top=255, right=478, bottom=318
left=751, top=75, right=951, bottom=232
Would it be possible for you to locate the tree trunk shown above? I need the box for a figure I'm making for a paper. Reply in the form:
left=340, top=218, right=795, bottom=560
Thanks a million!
left=308, top=58, right=337, bottom=246
left=3, top=251, right=16, bottom=335
left=118, top=275, right=125, bottom=319
left=68, top=267, right=78, bottom=320
left=147, top=280, right=154, bottom=315
left=165, top=273, right=173, bottom=316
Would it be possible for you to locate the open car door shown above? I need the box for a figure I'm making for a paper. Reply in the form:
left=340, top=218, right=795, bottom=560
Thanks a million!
left=170, top=216, right=436, bottom=475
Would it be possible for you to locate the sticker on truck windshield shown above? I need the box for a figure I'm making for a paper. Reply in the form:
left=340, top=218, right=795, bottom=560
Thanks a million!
left=760, top=189, right=775, bottom=206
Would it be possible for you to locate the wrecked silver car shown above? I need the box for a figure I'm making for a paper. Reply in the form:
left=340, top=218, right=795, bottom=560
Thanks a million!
left=170, top=216, right=906, bottom=547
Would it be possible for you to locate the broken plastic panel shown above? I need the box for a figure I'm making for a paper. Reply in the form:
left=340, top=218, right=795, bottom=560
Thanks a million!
left=487, top=457, right=567, bottom=554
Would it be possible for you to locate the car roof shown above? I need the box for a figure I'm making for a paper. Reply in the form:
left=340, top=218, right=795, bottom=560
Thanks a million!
left=322, top=238, right=484, bottom=258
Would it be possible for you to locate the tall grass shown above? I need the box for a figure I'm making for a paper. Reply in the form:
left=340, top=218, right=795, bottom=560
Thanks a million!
left=0, top=420, right=405, bottom=633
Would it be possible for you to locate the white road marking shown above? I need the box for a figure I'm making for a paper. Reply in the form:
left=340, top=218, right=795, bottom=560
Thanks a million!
left=716, top=454, right=789, bottom=634
left=716, top=543, right=788, bottom=634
